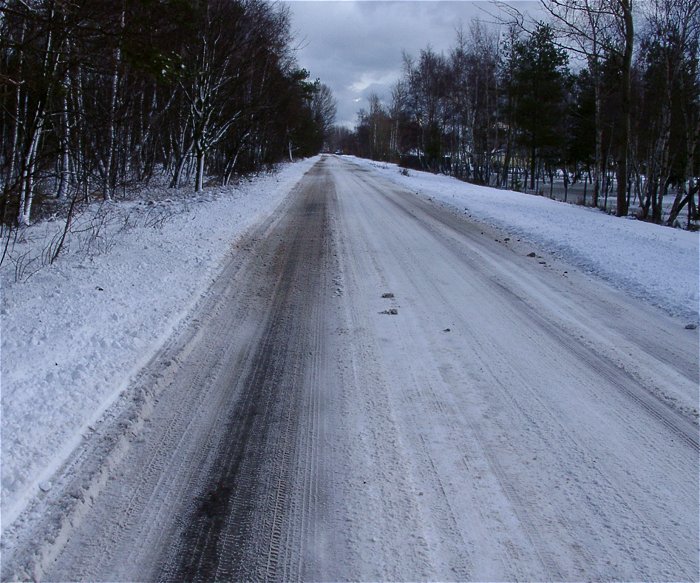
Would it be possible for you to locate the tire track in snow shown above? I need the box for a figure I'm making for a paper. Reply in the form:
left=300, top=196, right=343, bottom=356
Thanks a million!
left=2, top=258, right=266, bottom=581
left=3, top=161, right=331, bottom=582
left=5, top=156, right=696, bottom=582
left=375, top=183, right=696, bottom=578
left=323, top=188, right=441, bottom=580
left=382, top=168, right=696, bottom=580
left=158, top=160, right=332, bottom=582
left=336, top=167, right=564, bottom=580
left=327, top=156, right=698, bottom=581
left=384, top=178, right=699, bottom=445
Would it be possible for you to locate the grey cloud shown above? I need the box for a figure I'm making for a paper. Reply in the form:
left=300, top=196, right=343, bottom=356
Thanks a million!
left=288, top=1, right=514, bottom=127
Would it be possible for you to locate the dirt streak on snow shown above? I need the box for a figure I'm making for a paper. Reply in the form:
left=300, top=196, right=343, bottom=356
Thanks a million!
left=0, top=157, right=318, bottom=530
left=348, top=157, right=699, bottom=323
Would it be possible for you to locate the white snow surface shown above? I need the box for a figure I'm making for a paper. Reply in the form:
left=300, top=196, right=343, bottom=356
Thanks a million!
left=0, top=157, right=318, bottom=530
left=2, top=154, right=698, bottom=538
left=350, top=157, right=699, bottom=322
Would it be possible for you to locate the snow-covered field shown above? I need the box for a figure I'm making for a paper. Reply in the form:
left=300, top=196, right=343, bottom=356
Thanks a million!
left=350, top=157, right=699, bottom=323
left=1, top=153, right=697, bottom=537
left=0, top=157, right=318, bottom=529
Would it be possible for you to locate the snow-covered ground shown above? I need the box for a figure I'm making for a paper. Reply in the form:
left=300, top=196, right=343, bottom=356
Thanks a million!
left=2, top=153, right=697, bottom=538
left=350, top=157, right=699, bottom=323
left=0, top=157, right=318, bottom=530
left=2, top=155, right=697, bottom=581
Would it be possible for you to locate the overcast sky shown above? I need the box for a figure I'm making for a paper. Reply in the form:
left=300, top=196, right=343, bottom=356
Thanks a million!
left=286, top=1, right=540, bottom=128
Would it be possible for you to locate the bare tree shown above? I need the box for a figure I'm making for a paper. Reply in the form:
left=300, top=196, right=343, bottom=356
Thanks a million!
left=1, top=0, right=334, bottom=241
left=637, top=0, right=699, bottom=223
left=311, top=82, right=337, bottom=149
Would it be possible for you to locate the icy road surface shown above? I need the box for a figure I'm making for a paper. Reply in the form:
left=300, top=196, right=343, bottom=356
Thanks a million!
left=3, top=156, right=698, bottom=581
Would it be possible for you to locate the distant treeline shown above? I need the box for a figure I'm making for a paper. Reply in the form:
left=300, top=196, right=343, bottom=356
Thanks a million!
left=335, top=0, right=698, bottom=226
left=0, top=0, right=337, bottom=226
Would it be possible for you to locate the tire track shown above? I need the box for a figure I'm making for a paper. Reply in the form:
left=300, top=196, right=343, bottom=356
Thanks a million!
left=158, top=162, right=331, bottom=582
left=370, top=178, right=697, bottom=574
left=381, top=178, right=699, bottom=450
left=3, top=161, right=331, bottom=583
left=1, top=244, right=270, bottom=581
left=335, top=173, right=558, bottom=580
left=327, top=157, right=698, bottom=581
left=382, top=168, right=696, bottom=579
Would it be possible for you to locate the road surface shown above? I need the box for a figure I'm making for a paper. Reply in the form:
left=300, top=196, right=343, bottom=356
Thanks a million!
left=3, top=156, right=698, bottom=581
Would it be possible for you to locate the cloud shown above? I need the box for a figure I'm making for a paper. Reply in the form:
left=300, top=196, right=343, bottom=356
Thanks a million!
left=287, top=2, right=483, bottom=126
left=348, top=71, right=400, bottom=93
left=287, top=1, right=540, bottom=128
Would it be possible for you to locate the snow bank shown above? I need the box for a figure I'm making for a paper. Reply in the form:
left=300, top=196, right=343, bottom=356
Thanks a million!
left=349, top=157, right=699, bottom=322
left=0, top=157, right=318, bottom=529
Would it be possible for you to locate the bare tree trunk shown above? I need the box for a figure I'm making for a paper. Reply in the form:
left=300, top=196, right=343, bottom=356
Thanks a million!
left=5, top=21, right=25, bottom=196
left=57, top=71, right=71, bottom=200
left=170, top=153, right=188, bottom=189
left=195, top=147, right=205, bottom=192
left=593, top=106, right=603, bottom=207
left=615, top=0, right=633, bottom=217
left=71, top=62, right=90, bottom=202
left=688, top=187, right=698, bottom=229
left=18, top=123, right=41, bottom=225
left=104, top=5, right=126, bottom=201
left=502, top=126, right=512, bottom=188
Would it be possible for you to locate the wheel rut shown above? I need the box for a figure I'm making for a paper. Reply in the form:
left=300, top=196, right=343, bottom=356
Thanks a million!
left=158, top=162, right=332, bottom=582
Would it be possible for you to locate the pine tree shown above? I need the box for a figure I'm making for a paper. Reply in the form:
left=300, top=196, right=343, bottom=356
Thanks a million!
left=511, top=23, right=570, bottom=191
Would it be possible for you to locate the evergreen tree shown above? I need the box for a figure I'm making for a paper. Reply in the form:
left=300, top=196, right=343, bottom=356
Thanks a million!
left=511, top=23, right=570, bottom=190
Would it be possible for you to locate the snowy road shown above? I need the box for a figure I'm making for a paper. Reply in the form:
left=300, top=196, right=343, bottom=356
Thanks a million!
left=3, top=156, right=698, bottom=581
